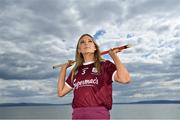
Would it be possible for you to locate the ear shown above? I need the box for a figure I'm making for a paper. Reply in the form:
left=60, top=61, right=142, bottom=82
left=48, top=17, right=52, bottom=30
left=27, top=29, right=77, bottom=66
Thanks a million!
left=94, top=47, right=96, bottom=51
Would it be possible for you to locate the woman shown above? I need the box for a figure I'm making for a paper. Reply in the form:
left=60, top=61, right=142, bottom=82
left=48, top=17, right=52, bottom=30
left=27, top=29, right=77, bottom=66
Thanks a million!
left=57, top=34, right=130, bottom=120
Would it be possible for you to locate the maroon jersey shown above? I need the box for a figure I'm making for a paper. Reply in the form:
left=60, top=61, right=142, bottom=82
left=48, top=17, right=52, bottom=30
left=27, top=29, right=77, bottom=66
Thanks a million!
left=65, top=60, right=116, bottom=110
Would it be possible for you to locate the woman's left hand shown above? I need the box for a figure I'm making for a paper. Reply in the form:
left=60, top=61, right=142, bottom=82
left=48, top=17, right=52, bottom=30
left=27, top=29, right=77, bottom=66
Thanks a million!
left=108, top=48, right=122, bottom=57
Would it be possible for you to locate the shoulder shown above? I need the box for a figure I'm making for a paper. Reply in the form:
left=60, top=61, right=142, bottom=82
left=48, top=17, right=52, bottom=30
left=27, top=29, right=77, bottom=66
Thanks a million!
left=101, top=59, right=113, bottom=64
left=100, top=60, right=115, bottom=67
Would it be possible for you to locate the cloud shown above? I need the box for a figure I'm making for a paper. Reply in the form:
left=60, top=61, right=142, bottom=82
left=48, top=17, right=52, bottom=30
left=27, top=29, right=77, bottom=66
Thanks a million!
left=127, top=0, right=180, bottom=18
left=130, top=93, right=158, bottom=98
left=0, top=0, right=180, bottom=104
left=93, top=29, right=106, bottom=40
left=0, top=79, right=54, bottom=97
left=0, top=78, right=73, bottom=103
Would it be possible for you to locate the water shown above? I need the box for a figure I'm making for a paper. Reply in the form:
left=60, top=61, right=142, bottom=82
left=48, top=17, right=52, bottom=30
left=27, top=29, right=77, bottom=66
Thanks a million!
left=0, top=104, right=180, bottom=119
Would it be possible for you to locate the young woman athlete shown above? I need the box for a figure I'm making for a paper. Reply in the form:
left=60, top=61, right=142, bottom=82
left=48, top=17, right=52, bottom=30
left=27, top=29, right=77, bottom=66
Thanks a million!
left=57, top=34, right=131, bottom=120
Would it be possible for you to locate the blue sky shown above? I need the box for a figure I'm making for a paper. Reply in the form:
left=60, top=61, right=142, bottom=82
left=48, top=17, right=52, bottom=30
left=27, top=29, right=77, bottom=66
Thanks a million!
left=0, top=0, right=180, bottom=104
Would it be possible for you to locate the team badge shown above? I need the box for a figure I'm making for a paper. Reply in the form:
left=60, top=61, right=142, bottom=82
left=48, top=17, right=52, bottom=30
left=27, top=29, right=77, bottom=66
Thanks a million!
left=92, top=67, right=98, bottom=73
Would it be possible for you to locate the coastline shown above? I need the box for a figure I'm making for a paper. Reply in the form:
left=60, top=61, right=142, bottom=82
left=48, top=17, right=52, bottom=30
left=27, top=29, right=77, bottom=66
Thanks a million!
left=1, top=100, right=180, bottom=107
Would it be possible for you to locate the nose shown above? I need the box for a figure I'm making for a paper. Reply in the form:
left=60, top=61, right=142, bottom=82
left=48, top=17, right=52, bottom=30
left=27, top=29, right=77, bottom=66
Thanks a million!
left=84, top=41, right=89, bottom=45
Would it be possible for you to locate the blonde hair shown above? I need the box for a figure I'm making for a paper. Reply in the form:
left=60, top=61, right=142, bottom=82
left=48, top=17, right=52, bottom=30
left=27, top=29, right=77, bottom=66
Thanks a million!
left=71, top=34, right=104, bottom=80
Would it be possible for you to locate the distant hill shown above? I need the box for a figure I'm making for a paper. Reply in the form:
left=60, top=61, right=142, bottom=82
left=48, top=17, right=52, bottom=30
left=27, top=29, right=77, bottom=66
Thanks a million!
left=0, top=103, right=71, bottom=107
left=114, top=100, right=180, bottom=104
left=0, top=100, right=180, bottom=107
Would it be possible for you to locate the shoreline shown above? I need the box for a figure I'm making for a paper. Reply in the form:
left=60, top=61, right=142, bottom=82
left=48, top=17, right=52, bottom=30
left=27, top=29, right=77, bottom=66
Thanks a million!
left=1, top=100, right=180, bottom=107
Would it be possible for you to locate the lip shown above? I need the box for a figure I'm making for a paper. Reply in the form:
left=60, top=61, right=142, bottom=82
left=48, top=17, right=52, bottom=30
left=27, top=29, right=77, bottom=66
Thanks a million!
left=84, top=46, right=91, bottom=49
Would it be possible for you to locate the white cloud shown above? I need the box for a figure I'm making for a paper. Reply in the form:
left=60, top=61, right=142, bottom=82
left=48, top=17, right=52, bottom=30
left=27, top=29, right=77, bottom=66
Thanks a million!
left=157, top=79, right=180, bottom=90
left=0, top=0, right=180, bottom=103
left=141, top=81, right=154, bottom=87
left=112, top=90, right=122, bottom=96
left=0, top=79, right=54, bottom=94
left=0, top=78, right=73, bottom=103
left=130, top=93, right=158, bottom=98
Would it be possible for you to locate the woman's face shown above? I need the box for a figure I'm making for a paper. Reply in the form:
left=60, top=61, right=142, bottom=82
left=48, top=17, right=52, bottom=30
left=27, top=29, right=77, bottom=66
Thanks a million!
left=78, top=35, right=96, bottom=54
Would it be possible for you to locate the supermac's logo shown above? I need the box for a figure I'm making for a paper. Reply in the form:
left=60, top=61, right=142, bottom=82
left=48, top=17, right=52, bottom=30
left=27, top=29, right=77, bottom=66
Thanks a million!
left=73, top=77, right=98, bottom=89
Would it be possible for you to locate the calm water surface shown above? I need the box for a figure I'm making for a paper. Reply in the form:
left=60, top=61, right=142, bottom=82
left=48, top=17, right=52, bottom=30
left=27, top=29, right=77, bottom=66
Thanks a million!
left=0, top=104, right=180, bottom=119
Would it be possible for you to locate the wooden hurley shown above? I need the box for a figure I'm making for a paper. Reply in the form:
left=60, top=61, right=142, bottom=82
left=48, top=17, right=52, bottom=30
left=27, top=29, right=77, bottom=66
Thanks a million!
left=53, top=44, right=131, bottom=69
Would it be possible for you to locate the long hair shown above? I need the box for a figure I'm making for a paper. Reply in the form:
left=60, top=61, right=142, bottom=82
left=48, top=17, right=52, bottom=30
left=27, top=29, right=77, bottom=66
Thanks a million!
left=71, top=34, right=104, bottom=80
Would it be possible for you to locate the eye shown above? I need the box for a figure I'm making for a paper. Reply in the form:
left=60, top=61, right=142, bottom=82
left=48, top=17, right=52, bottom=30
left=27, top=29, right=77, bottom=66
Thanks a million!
left=88, top=39, right=93, bottom=43
left=88, top=40, right=93, bottom=43
left=80, top=40, right=85, bottom=44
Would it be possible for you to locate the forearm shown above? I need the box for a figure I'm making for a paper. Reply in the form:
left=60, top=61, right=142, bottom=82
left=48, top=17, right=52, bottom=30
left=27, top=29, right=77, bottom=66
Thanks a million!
left=57, top=66, right=67, bottom=96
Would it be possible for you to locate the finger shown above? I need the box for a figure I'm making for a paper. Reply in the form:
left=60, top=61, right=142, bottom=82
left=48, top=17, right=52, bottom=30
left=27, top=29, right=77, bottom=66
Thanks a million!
left=117, top=49, right=123, bottom=52
left=68, top=60, right=75, bottom=66
left=115, top=48, right=123, bottom=53
left=112, top=49, right=119, bottom=53
left=108, top=48, right=113, bottom=54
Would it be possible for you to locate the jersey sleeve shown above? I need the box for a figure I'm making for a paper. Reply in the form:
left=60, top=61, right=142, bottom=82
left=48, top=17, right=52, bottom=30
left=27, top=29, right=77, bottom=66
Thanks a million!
left=104, top=60, right=117, bottom=84
left=65, top=72, right=74, bottom=89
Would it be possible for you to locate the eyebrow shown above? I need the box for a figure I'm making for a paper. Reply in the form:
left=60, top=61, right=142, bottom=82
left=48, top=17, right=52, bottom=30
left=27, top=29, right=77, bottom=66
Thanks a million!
left=80, top=38, right=93, bottom=42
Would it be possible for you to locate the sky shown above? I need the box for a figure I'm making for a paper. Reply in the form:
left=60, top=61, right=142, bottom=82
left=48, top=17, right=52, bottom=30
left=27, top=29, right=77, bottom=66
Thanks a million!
left=0, top=0, right=180, bottom=104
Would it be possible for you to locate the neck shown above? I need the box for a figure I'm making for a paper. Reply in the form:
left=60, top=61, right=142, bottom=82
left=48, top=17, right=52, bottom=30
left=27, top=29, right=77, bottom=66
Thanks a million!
left=83, top=53, right=94, bottom=63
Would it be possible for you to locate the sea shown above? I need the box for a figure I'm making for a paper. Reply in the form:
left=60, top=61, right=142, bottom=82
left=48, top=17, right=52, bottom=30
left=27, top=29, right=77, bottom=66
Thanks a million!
left=0, top=104, right=180, bottom=120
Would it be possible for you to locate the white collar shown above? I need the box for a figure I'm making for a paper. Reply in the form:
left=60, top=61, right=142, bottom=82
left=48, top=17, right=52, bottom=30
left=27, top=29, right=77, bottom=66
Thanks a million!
left=83, top=61, right=94, bottom=65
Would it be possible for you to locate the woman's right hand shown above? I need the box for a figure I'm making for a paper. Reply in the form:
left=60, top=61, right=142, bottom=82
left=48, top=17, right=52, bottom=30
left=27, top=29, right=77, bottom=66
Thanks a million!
left=61, top=60, right=75, bottom=69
